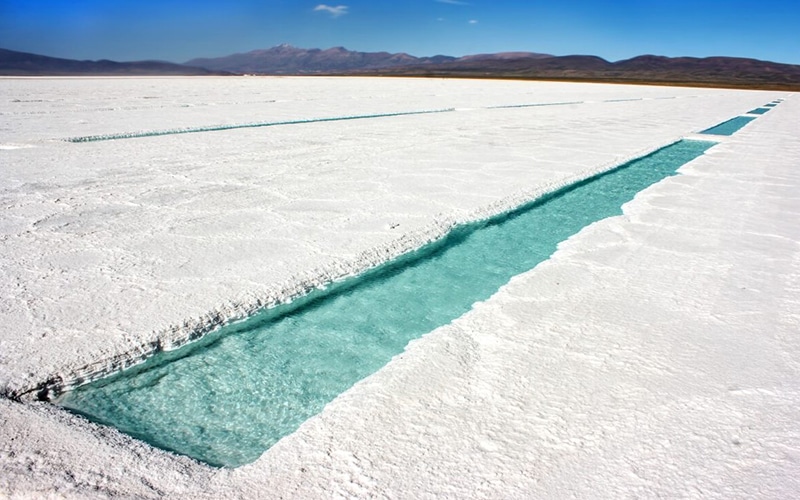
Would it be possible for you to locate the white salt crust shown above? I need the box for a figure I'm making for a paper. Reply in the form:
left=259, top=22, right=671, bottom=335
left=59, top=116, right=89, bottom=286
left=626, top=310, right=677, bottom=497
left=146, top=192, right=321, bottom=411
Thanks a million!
left=1, top=78, right=797, bottom=498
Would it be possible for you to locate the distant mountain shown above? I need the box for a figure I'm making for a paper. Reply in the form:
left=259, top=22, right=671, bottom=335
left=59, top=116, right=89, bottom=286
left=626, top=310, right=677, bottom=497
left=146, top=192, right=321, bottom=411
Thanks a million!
left=4, top=45, right=798, bottom=91
left=184, top=44, right=800, bottom=90
left=0, top=48, right=229, bottom=76
left=185, top=44, right=553, bottom=74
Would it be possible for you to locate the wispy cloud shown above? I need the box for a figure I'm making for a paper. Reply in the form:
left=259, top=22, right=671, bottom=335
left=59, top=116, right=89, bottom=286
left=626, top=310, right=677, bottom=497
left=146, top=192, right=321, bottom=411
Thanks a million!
left=436, top=0, right=469, bottom=5
left=469, top=19, right=478, bottom=24
left=314, top=4, right=349, bottom=18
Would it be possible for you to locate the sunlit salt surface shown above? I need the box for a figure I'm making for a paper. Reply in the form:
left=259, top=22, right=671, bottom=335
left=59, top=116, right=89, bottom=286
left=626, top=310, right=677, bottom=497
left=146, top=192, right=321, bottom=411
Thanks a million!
left=57, top=140, right=716, bottom=468
left=700, top=115, right=757, bottom=135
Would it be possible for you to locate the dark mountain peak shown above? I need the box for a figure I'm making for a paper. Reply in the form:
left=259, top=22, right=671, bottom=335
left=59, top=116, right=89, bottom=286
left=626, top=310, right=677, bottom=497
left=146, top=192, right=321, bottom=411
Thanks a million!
left=267, top=44, right=304, bottom=54
left=387, top=53, right=417, bottom=62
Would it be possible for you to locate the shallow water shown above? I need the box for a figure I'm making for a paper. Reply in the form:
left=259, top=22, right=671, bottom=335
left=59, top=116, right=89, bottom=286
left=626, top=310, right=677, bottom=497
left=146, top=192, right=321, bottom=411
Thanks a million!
left=700, top=115, right=756, bottom=135
left=65, top=108, right=455, bottom=142
left=58, top=139, right=716, bottom=467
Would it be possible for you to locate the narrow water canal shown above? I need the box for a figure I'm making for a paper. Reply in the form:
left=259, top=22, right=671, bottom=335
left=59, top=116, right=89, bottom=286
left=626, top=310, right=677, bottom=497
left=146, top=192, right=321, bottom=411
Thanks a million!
left=58, top=139, right=716, bottom=467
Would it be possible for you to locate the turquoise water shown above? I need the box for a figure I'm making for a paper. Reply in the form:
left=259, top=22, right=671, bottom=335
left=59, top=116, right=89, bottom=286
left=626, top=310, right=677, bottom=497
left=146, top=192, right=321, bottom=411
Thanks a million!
left=747, top=107, right=770, bottom=115
left=65, top=108, right=455, bottom=142
left=700, top=115, right=756, bottom=135
left=488, top=101, right=583, bottom=109
left=604, top=98, right=643, bottom=103
left=58, top=139, right=716, bottom=468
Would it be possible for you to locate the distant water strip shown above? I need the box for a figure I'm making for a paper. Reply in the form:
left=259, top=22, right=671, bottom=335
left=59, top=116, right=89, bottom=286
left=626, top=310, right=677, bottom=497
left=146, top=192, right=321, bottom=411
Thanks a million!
left=747, top=107, right=770, bottom=115
left=700, top=115, right=757, bottom=136
left=58, top=139, right=716, bottom=468
left=64, top=108, right=456, bottom=142
left=486, top=101, right=583, bottom=109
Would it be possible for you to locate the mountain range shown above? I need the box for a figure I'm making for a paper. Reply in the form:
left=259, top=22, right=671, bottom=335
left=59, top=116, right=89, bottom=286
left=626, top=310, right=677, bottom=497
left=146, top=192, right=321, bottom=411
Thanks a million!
left=0, top=48, right=228, bottom=76
left=185, top=44, right=552, bottom=74
left=2, top=45, right=799, bottom=91
left=366, top=53, right=800, bottom=90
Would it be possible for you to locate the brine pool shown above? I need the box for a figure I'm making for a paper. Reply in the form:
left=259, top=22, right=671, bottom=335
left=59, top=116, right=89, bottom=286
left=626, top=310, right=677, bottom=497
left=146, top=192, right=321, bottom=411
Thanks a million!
left=57, top=139, right=718, bottom=468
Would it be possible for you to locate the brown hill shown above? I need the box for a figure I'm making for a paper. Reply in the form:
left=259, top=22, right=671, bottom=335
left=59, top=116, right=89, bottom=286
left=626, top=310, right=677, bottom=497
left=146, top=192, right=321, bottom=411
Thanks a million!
left=369, top=54, right=800, bottom=90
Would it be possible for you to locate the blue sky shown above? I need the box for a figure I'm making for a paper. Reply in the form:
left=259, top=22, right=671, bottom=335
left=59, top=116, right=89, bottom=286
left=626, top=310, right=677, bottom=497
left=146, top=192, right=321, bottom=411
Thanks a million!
left=1, top=0, right=799, bottom=64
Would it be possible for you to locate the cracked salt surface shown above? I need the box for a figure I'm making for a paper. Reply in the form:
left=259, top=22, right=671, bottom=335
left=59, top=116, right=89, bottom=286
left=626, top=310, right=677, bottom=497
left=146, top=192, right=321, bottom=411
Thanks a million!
left=1, top=77, right=798, bottom=497
left=3, top=78, right=770, bottom=399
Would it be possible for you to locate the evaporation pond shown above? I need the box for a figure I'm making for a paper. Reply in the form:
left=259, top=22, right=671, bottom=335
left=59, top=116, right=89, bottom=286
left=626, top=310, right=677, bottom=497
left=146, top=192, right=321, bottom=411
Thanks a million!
left=57, top=139, right=716, bottom=468
left=700, top=115, right=756, bottom=136
left=747, top=107, right=770, bottom=115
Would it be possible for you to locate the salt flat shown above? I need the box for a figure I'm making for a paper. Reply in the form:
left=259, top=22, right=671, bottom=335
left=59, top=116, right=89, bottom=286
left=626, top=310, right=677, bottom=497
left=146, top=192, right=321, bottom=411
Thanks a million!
left=1, top=77, right=797, bottom=498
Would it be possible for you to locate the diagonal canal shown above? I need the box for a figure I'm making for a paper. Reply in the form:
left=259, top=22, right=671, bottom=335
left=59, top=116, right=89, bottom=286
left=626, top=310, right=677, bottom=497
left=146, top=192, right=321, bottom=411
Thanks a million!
left=64, top=108, right=455, bottom=142
left=57, top=139, right=716, bottom=468
left=700, top=115, right=756, bottom=136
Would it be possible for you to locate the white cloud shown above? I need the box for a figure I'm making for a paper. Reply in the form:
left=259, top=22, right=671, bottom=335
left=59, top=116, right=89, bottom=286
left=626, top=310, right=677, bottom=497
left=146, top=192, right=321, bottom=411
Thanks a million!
left=468, top=19, right=478, bottom=24
left=314, top=4, right=349, bottom=18
left=436, top=0, right=469, bottom=4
